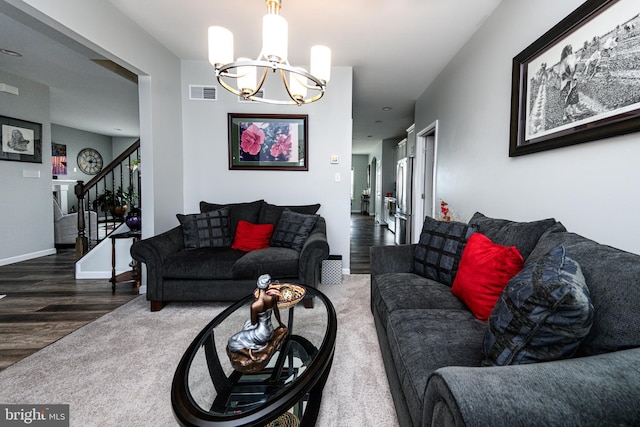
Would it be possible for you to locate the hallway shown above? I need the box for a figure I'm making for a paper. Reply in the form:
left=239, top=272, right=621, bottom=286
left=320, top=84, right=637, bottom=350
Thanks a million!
left=349, top=213, right=396, bottom=274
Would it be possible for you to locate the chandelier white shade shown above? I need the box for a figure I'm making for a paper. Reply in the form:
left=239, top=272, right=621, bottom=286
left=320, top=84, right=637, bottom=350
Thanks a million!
left=208, top=0, right=331, bottom=105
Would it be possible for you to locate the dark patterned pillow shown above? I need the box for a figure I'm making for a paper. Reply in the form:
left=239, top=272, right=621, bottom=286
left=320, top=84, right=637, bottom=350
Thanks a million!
left=199, top=200, right=263, bottom=236
left=413, top=217, right=476, bottom=286
left=258, top=202, right=321, bottom=226
left=469, top=212, right=558, bottom=261
left=177, top=208, right=232, bottom=249
left=270, top=209, right=319, bottom=252
left=482, top=246, right=594, bottom=366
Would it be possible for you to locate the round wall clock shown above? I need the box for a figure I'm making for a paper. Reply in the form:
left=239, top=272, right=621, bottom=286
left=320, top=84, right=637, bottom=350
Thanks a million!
left=77, top=148, right=104, bottom=175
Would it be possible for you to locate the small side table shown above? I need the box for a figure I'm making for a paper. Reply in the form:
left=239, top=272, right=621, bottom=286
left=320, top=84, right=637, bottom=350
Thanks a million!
left=360, top=194, right=370, bottom=215
left=109, top=231, right=142, bottom=294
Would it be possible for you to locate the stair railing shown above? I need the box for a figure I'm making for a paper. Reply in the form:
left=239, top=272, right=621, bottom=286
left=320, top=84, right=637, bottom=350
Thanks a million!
left=74, top=140, right=141, bottom=260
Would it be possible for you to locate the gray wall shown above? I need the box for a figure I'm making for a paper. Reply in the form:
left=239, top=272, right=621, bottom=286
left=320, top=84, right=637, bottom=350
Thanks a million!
left=0, top=69, right=54, bottom=262
left=180, top=60, right=353, bottom=269
left=3, top=1, right=354, bottom=270
left=415, top=0, right=640, bottom=255
left=13, top=0, right=184, bottom=241
left=50, top=124, right=138, bottom=210
left=0, top=71, right=140, bottom=264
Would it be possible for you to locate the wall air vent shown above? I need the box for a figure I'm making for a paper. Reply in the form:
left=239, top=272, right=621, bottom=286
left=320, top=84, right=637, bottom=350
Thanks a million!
left=189, top=85, right=217, bottom=101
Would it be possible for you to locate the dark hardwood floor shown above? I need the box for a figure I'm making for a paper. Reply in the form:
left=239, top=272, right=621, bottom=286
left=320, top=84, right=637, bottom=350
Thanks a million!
left=0, top=215, right=391, bottom=371
left=350, top=213, right=396, bottom=274
left=0, top=249, right=138, bottom=372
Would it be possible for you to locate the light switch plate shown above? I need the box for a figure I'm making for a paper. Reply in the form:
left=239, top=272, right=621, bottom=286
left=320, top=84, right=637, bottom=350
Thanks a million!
left=23, top=169, right=40, bottom=178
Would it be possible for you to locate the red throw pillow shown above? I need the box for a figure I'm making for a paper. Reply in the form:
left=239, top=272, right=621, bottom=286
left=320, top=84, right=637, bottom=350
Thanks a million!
left=231, top=220, right=274, bottom=252
left=451, top=233, right=524, bottom=322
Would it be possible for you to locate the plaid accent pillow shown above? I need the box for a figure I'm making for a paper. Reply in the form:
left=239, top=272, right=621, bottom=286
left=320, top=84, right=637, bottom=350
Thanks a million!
left=176, top=208, right=232, bottom=249
left=413, top=217, right=476, bottom=286
left=482, top=246, right=594, bottom=366
left=270, top=209, right=319, bottom=252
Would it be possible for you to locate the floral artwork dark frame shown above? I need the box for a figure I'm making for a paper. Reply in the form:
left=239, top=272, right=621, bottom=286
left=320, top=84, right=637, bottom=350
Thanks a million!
left=509, top=0, right=640, bottom=156
left=228, top=113, right=308, bottom=171
left=0, top=115, right=42, bottom=163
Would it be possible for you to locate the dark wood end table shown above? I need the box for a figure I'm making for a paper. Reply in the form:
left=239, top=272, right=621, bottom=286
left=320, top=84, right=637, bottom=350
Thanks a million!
left=109, top=231, right=142, bottom=293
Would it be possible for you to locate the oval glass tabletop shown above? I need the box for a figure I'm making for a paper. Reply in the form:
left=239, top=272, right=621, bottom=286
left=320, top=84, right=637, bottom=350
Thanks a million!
left=172, top=286, right=337, bottom=426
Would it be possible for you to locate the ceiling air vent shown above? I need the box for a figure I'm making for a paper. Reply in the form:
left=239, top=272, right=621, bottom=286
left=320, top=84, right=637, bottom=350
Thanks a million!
left=189, top=85, right=217, bottom=101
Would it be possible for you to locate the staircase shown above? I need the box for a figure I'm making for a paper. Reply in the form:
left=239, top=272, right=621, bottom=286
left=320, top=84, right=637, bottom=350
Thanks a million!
left=73, top=140, right=141, bottom=260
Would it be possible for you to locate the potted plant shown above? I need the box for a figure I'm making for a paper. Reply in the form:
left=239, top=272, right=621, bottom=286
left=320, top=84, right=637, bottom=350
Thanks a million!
left=94, top=187, right=135, bottom=219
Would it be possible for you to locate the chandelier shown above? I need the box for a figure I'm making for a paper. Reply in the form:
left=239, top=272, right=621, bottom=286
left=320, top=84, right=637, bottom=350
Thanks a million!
left=208, top=0, right=331, bottom=105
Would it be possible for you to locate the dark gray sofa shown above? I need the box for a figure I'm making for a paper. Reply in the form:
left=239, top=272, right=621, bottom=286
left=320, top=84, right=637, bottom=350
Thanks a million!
left=371, top=213, right=640, bottom=426
left=132, top=200, right=329, bottom=311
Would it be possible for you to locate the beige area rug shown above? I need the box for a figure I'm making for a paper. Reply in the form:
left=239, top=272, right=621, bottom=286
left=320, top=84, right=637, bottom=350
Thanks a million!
left=0, top=275, right=399, bottom=427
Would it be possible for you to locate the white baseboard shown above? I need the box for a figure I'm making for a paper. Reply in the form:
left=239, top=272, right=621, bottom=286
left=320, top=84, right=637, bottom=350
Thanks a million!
left=0, top=248, right=57, bottom=266
left=74, top=270, right=111, bottom=279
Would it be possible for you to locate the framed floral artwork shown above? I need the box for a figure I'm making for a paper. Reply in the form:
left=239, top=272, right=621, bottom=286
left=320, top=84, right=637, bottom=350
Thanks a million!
left=228, top=113, right=308, bottom=171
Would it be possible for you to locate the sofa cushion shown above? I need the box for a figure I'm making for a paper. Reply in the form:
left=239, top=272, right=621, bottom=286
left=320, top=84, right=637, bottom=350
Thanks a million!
left=258, top=202, right=321, bottom=227
left=469, top=212, right=558, bottom=261
left=176, top=208, right=231, bottom=249
left=232, top=247, right=300, bottom=280
left=386, top=309, right=486, bottom=427
left=270, top=209, right=319, bottom=252
left=373, top=272, right=468, bottom=330
left=231, top=220, right=274, bottom=252
left=483, top=246, right=594, bottom=366
left=413, top=217, right=476, bottom=286
left=200, top=200, right=264, bottom=236
left=528, top=228, right=640, bottom=356
left=162, top=247, right=244, bottom=280
left=452, top=233, right=524, bottom=322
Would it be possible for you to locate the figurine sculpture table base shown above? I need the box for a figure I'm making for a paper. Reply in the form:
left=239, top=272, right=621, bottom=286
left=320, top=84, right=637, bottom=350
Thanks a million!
left=226, top=326, right=288, bottom=373
left=171, top=286, right=336, bottom=426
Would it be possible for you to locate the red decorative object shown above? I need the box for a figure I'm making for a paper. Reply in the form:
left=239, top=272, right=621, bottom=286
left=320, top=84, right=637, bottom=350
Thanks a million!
left=451, top=233, right=524, bottom=322
left=440, top=200, right=451, bottom=222
left=231, top=220, right=274, bottom=251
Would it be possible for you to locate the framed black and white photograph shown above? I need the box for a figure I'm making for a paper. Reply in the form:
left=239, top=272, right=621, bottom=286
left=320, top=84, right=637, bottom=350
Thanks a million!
left=0, top=115, right=42, bottom=163
left=509, top=0, right=640, bottom=156
left=228, top=113, right=308, bottom=171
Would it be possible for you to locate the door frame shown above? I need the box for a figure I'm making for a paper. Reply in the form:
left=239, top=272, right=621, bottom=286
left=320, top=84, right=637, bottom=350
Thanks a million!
left=412, top=121, right=438, bottom=242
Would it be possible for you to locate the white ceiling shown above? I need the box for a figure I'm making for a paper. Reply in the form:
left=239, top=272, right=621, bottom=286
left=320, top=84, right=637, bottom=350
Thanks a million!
left=0, top=0, right=502, bottom=153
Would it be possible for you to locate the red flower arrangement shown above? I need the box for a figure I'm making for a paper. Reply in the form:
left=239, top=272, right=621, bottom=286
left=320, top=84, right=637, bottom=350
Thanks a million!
left=440, top=200, right=451, bottom=222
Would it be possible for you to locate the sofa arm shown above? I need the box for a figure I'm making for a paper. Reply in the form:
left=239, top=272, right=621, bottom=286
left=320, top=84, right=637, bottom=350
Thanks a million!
left=424, top=347, right=640, bottom=427
left=298, top=217, right=330, bottom=287
left=130, top=226, right=185, bottom=299
left=131, top=225, right=184, bottom=264
left=370, top=244, right=416, bottom=276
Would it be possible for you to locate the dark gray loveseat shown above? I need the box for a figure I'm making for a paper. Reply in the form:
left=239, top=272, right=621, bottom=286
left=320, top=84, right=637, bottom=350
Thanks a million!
left=371, top=213, right=640, bottom=426
left=132, top=200, right=329, bottom=311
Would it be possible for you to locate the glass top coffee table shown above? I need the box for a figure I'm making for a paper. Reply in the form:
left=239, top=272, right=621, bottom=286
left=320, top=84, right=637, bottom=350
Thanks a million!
left=171, top=286, right=337, bottom=426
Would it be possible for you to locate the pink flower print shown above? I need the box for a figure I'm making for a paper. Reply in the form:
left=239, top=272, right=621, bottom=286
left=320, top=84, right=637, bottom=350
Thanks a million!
left=270, top=133, right=292, bottom=159
left=240, top=124, right=265, bottom=155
